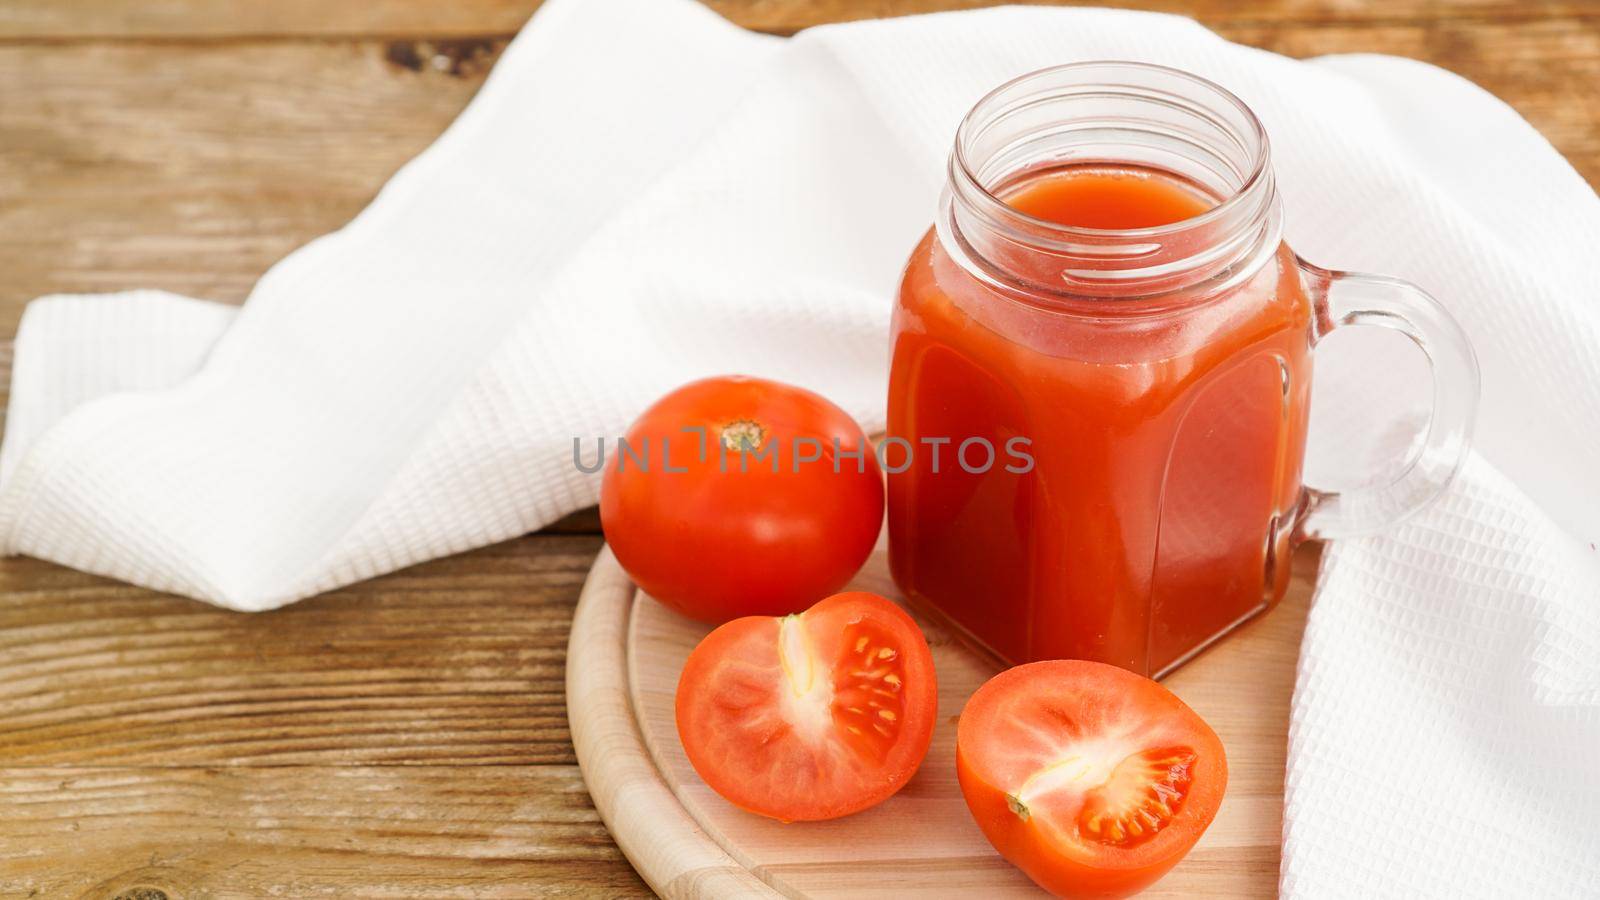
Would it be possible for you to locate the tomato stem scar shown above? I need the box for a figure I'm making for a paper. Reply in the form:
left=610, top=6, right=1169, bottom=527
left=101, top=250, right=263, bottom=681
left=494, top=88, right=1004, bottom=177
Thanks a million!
left=1007, top=793, right=1031, bottom=820
left=719, top=419, right=767, bottom=453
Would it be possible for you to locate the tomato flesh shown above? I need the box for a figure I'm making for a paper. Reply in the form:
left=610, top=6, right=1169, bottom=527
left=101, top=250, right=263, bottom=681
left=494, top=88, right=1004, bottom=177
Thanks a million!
left=675, top=592, right=938, bottom=822
left=957, top=660, right=1226, bottom=898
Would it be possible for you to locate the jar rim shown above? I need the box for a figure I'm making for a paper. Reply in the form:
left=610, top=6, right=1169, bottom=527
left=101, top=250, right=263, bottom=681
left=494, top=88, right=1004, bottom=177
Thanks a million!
left=951, top=60, right=1272, bottom=242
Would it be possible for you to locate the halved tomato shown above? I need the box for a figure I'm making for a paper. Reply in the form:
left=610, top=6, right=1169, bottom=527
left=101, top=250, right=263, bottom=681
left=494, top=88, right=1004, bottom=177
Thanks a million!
left=956, top=660, right=1227, bottom=898
left=675, top=591, right=938, bottom=821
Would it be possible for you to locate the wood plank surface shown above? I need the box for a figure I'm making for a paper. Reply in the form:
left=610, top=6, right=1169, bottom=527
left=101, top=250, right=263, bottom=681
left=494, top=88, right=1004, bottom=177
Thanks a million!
left=0, top=765, right=638, bottom=898
left=2, top=0, right=1596, bottom=39
left=0, top=39, right=502, bottom=318
left=0, top=535, right=600, bottom=768
left=0, top=1, right=1595, bottom=897
left=1, top=6, right=1595, bottom=329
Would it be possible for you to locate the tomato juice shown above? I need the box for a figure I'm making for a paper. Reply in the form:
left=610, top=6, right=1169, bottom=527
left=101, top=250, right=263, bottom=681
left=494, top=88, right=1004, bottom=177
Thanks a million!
left=887, top=162, right=1313, bottom=676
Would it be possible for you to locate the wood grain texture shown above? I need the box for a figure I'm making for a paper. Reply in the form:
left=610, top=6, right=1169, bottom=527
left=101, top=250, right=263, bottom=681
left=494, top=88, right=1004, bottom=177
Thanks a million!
left=566, top=547, right=775, bottom=899
left=1, top=3, right=1595, bottom=332
left=570, top=542, right=1317, bottom=897
left=1, top=0, right=1595, bottom=896
left=0, top=531, right=653, bottom=897
left=2, top=0, right=1596, bottom=39
left=710, top=0, right=1600, bottom=35
left=0, top=534, right=601, bottom=768
left=0, top=765, right=637, bottom=898
left=0, top=39, right=504, bottom=322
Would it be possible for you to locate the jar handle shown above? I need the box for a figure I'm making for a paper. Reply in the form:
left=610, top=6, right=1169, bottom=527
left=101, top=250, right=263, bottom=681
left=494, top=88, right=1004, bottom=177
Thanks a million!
left=1294, top=260, right=1480, bottom=540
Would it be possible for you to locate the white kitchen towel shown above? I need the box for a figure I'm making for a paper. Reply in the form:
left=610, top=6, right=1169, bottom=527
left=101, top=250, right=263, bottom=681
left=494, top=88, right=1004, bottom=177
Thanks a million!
left=3, top=0, right=1596, bottom=895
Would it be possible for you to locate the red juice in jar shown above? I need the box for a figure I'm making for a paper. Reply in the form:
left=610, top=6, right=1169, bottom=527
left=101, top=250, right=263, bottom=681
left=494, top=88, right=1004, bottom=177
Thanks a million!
left=886, top=63, right=1478, bottom=677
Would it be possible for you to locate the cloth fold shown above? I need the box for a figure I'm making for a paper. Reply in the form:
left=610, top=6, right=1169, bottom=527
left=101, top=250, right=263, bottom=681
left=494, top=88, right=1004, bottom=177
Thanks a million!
left=4, top=1, right=1596, bottom=895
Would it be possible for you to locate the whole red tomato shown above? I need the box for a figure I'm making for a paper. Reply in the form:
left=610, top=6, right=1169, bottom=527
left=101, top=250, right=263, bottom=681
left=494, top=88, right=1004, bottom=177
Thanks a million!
left=599, top=376, right=883, bottom=623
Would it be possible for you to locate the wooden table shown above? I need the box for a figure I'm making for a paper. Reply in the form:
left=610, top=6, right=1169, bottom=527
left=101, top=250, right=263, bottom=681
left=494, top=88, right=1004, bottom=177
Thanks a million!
left=0, top=2, right=1593, bottom=896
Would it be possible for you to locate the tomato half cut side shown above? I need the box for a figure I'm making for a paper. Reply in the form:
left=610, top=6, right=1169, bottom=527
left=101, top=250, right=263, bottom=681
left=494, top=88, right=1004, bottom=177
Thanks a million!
left=675, top=592, right=938, bottom=822
left=956, top=660, right=1227, bottom=899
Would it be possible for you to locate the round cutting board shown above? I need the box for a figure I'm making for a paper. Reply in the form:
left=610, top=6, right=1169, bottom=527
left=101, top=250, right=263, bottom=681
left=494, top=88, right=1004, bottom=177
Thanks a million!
left=567, top=540, right=1315, bottom=898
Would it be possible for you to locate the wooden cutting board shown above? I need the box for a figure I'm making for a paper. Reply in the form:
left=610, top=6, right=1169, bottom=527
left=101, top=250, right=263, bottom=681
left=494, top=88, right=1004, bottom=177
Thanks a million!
left=567, top=540, right=1316, bottom=898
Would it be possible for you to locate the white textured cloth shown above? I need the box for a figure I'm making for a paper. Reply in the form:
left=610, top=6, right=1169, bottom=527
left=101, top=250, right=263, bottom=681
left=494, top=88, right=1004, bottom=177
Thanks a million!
left=3, top=1, right=1596, bottom=895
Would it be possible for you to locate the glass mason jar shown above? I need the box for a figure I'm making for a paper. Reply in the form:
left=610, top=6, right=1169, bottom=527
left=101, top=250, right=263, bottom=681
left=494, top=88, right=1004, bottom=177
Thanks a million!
left=886, top=62, right=1478, bottom=678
